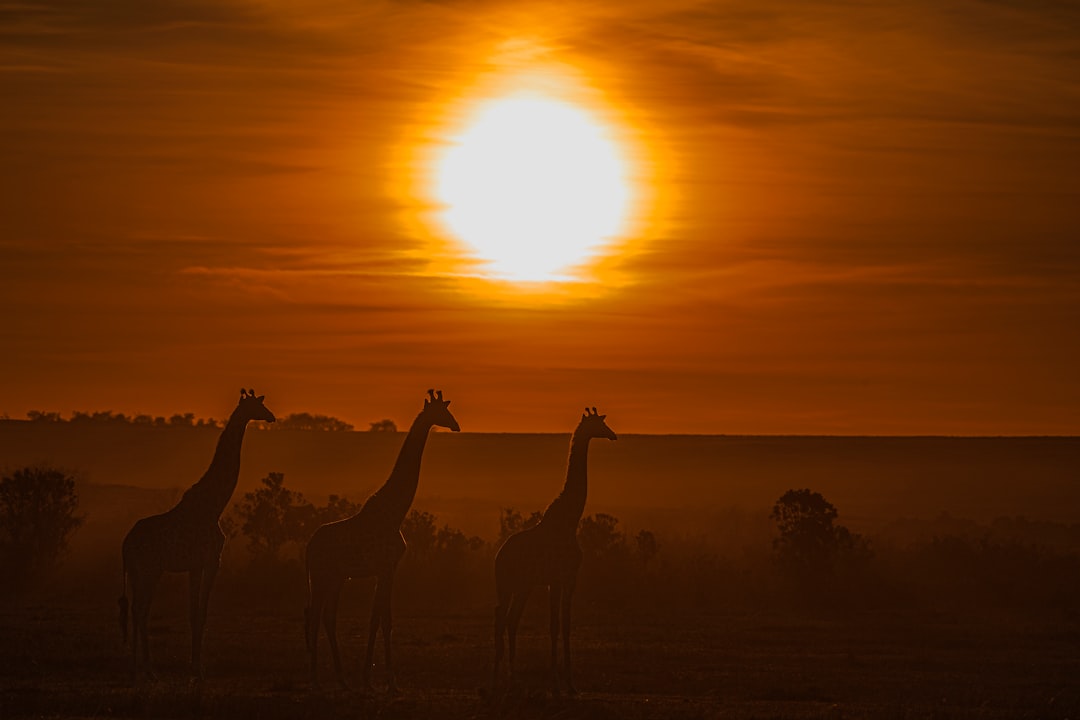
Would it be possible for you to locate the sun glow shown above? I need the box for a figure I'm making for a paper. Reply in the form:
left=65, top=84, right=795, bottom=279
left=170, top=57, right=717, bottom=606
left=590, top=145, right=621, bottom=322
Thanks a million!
left=433, top=93, right=633, bottom=283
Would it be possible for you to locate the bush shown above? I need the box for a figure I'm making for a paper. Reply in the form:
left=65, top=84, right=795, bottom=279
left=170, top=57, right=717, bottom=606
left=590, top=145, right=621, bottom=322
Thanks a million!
left=496, top=507, right=542, bottom=547
left=226, top=472, right=361, bottom=567
left=0, top=464, right=84, bottom=589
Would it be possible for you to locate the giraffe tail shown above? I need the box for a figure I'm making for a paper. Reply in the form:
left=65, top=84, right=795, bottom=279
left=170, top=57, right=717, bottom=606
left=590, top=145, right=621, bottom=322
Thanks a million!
left=118, top=560, right=129, bottom=644
left=303, top=565, right=313, bottom=653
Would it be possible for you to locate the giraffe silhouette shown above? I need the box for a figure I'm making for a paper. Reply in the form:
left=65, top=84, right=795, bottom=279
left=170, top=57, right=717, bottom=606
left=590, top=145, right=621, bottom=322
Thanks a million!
left=118, top=388, right=276, bottom=681
left=304, top=389, right=460, bottom=691
left=492, top=407, right=617, bottom=696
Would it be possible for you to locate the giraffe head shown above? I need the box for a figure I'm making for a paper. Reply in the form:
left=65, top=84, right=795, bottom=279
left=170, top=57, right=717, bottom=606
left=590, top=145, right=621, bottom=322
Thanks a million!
left=577, top=406, right=617, bottom=441
left=238, top=388, right=277, bottom=424
left=422, top=388, right=460, bottom=432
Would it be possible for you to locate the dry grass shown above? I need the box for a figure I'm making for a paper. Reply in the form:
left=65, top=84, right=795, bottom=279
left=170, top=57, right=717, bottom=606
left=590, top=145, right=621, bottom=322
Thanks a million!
left=2, top=596, right=1078, bottom=719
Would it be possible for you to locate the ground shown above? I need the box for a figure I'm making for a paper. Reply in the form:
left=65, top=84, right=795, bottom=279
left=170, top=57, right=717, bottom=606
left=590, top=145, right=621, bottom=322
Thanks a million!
left=2, top=594, right=1078, bottom=720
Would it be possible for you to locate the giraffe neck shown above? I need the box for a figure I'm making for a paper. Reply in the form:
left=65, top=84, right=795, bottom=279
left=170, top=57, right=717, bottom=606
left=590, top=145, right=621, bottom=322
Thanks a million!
left=539, top=432, right=591, bottom=533
left=175, top=408, right=248, bottom=520
left=365, top=412, right=432, bottom=527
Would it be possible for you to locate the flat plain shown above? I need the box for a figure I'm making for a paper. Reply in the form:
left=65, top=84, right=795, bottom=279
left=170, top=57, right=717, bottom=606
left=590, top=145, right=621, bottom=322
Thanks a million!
left=2, top=593, right=1079, bottom=719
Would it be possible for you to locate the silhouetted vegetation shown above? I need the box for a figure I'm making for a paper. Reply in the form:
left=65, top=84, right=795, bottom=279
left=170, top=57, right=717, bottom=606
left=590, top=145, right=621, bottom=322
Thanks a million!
left=1, top=426, right=1078, bottom=717
left=17, top=409, right=356, bottom=431
left=271, top=413, right=355, bottom=432
left=223, top=472, right=360, bottom=568
left=770, top=488, right=872, bottom=580
left=368, top=418, right=398, bottom=432
left=0, top=464, right=84, bottom=591
left=496, top=506, right=542, bottom=546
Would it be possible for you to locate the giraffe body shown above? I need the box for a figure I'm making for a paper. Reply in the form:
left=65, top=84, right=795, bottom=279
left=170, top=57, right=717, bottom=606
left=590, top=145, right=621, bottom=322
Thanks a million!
left=123, top=509, right=227, bottom=574
left=118, top=389, right=275, bottom=682
left=305, top=390, right=459, bottom=691
left=493, top=408, right=616, bottom=696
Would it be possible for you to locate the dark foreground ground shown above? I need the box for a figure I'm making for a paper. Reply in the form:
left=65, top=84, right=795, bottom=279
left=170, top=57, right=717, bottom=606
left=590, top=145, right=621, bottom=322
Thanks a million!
left=2, top=596, right=1078, bottom=720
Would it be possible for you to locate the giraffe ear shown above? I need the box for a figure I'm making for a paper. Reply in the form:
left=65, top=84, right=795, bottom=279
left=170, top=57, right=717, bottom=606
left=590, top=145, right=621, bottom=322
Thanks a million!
left=599, top=414, right=607, bottom=420
left=443, top=400, right=451, bottom=407
left=256, top=395, right=265, bottom=402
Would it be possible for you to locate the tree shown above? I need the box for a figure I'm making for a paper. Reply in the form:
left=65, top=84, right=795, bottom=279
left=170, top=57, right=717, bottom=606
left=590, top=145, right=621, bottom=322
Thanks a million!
left=275, top=413, right=354, bottom=432
left=634, top=529, right=660, bottom=565
left=770, top=488, right=869, bottom=576
left=0, top=465, right=84, bottom=587
left=578, top=513, right=627, bottom=561
left=401, top=509, right=438, bottom=556
left=497, top=507, right=542, bottom=546
left=318, top=494, right=362, bottom=524
left=435, top=524, right=485, bottom=556
left=233, top=472, right=317, bottom=563
left=368, top=419, right=398, bottom=432
left=26, top=410, right=62, bottom=423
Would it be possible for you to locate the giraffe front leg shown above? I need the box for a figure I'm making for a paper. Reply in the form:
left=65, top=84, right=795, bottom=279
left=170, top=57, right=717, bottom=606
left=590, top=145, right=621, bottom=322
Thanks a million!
left=562, top=581, right=576, bottom=696
left=133, top=571, right=160, bottom=683
left=493, top=591, right=511, bottom=691
left=306, top=583, right=323, bottom=690
left=377, top=574, right=398, bottom=695
left=363, top=580, right=381, bottom=692
left=129, top=576, right=140, bottom=684
left=549, top=584, right=562, bottom=697
left=506, top=589, right=531, bottom=687
left=192, top=561, right=219, bottom=680
left=189, top=569, right=204, bottom=680
left=322, top=577, right=346, bottom=690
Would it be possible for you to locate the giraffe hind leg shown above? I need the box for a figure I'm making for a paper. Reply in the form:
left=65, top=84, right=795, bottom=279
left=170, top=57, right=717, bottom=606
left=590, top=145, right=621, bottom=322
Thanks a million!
left=507, top=588, right=531, bottom=686
left=306, top=574, right=328, bottom=689
left=493, top=587, right=512, bottom=690
left=548, top=584, right=562, bottom=696
left=322, top=576, right=346, bottom=689
left=132, top=570, right=161, bottom=682
left=562, top=583, right=576, bottom=695
left=377, top=575, right=396, bottom=694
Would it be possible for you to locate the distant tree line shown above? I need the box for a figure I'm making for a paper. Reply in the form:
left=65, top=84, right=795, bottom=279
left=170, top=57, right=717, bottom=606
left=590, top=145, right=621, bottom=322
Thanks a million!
left=18, top=410, right=363, bottom=431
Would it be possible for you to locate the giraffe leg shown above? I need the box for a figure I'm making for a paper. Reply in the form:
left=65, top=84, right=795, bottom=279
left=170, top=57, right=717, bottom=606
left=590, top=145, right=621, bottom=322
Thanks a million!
left=188, top=569, right=204, bottom=679
left=548, top=583, right=562, bottom=696
left=493, top=588, right=512, bottom=690
left=192, top=561, right=219, bottom=680
left=507, top=588, right=531, bottom=685
left=129, top=572, right=139, bottom=684
left=363, top=579, right=381, bottom=691
left=322, top=576, right=346, bottom=689
left=133, top=570, right=160, bottom=682
left=562, top=580, right=577, bottom=695
left=307, top=575, right=325, bottom=689
left=377, top=574, right=397, bottom=694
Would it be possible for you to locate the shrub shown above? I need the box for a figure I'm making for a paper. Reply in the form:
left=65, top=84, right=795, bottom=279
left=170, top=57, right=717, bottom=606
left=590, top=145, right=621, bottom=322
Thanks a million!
left=0, top=464, right=84, bottom=589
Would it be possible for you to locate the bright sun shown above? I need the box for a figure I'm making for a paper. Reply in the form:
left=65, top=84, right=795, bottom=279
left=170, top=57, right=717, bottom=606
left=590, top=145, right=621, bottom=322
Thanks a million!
left=433, top=94, right=632, bottom=283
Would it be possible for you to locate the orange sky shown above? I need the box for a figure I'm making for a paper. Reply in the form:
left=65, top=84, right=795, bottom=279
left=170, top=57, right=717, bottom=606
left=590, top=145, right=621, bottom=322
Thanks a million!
left=2, top=1, right=1079, bottom=434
